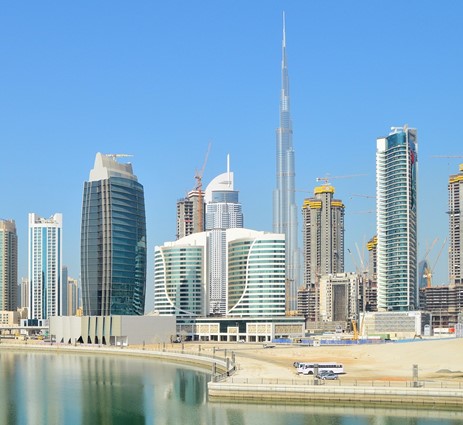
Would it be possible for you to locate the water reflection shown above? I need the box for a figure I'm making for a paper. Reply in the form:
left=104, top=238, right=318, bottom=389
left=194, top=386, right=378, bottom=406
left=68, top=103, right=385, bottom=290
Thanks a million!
left=0, top=350, right=462, bottom=425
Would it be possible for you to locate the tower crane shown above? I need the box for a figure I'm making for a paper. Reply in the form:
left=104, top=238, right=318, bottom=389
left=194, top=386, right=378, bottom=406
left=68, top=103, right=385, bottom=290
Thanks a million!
left=105, top=154, right=133, bottom=160
left=350, top=193, right=375, bottom=199
left=315, top=174, right=367, bottom=185
left=423, top=238, right=447, bottom=288
left=194, top=143, right=211, bottom=233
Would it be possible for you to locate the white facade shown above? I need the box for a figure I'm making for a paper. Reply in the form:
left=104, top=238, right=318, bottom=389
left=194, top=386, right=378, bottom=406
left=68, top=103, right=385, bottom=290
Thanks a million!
left=154, top=228, right=286, bottom=319
left=361, top=311, right=430, bottom=338
left=227, top=230, right=286, bottom=317
left=204, top=158, right=244, bottom=315
left=28, top=213, right=63, bottom=319
left=154, top=232, right=208, bottom=319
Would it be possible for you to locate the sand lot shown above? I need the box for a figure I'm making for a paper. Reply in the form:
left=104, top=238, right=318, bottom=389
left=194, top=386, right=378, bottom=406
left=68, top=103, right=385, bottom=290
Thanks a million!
left=186, top=338, right=463, bottom=383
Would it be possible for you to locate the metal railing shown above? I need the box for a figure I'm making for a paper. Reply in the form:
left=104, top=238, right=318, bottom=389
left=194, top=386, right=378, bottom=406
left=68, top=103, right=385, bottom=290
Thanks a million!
left=223, top=376, right=463, bottom=390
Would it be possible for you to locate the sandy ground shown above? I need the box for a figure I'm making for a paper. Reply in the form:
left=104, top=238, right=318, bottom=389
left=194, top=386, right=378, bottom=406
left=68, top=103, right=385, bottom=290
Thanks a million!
left=177, top=338, right=463, bottom=383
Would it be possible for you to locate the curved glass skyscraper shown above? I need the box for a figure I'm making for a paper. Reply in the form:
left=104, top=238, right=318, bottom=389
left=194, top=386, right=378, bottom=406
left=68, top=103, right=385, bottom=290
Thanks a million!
left=376, top=126, right=418, bottom=311
left=81, top=153, right=146, bottom=316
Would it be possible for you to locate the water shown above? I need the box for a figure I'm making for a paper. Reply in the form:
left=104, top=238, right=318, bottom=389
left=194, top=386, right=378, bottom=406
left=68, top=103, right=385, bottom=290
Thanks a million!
left=0, top=350, right=462, bottom=425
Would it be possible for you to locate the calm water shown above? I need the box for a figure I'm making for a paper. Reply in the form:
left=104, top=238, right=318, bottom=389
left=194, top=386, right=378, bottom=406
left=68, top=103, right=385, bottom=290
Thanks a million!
left=0, top=350, right=462, bottom=425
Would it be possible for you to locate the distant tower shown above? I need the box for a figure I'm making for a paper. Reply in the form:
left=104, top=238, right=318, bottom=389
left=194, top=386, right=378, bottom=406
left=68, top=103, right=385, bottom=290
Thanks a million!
left=20, top=277, right=29, bottom=310
left=62, top=266, right=68, bottom=316
left=448, top=163, right=463, bottom=286
left=302, top=184, right=345, bottom=287
left=0, top=219, right=18, bottom=311
left=376, top=126, right=418, bottom=311
left=81, top=153, right=147, bottom=316
left=273, top=12, right=299, bottom=310
left=176, top=190, right=203, bottom=239
left=28, top=213, right=63, bottom=319
left=205, top=155, right=243, bottom=315
left=67, top=277, right=79, bottom=316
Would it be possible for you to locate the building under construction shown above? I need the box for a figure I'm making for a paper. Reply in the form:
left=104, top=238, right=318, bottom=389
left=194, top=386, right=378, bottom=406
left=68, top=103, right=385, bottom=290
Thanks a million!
left=176, top=190, right=204, bottom=239
left=449, top=163, right=463, bottom=286
left=302, top=184, right=345, bottom=288
left=420, top=284, right=463, bottom=329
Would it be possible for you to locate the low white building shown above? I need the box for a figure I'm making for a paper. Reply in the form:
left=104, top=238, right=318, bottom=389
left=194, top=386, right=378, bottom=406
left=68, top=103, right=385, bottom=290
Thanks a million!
left=50, top=315, right=176, bottom=345
left=177, top=317, right=305, bottom=343
left=360, top=311, right=431, bottom=339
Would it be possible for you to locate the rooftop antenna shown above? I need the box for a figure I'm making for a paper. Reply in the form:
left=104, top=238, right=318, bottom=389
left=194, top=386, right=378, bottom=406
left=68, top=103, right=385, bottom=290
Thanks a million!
left=227, top=154, right=231, bottom=188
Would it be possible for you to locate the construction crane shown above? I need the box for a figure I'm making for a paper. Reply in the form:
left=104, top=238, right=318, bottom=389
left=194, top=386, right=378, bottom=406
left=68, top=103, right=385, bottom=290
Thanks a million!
left=349, top=210, right=374, bottom=215
left=315, top=174, right=367, bottom=185
left=350, top=193, right=375, bottom=199
left=423, top=237, right=447, bottom=287
left=105, top=154, right=133, bottom=160
left=194, top=143, right=211, bottom=233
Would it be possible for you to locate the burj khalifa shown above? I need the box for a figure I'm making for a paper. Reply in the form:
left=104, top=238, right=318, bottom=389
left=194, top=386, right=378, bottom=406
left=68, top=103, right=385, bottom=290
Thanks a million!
left=273, top=13, right=299, bottom=311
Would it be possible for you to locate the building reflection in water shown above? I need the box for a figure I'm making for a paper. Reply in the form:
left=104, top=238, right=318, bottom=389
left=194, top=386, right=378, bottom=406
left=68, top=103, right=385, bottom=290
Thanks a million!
left=0, top=350, right=461, bottom=425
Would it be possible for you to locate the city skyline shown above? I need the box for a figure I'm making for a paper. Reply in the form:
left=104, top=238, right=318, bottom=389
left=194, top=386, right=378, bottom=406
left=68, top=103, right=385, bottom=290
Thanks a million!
left=1, top=2, right=462, bottom=312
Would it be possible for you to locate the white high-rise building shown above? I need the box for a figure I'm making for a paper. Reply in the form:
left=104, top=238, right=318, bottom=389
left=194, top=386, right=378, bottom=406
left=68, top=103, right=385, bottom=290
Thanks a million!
left=448, top=163, right=463, bottom=286
left=376, top=126, right=418, bottom=311
left=28, top=213, right=63, bottom=319
left=204, top=156, right=243, bottom=315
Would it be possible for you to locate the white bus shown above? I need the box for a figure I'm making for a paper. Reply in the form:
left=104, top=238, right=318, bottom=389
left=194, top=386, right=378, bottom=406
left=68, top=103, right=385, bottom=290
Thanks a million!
left=296, top=362, right=344, bottom=375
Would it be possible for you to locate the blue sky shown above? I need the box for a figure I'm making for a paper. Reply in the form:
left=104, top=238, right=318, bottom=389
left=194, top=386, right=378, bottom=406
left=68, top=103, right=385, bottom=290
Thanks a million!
left=1, top=1, right=462, bottom=312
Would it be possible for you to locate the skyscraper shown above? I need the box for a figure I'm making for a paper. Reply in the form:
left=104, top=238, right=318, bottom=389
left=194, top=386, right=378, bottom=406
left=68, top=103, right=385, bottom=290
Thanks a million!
left=376, top=126, right=418, bottom=311
left=273, top=13, right=299, bottom=310
left=81, top=153, right=147, bottom=316
left=448, top=163, right=463, bottom=286
left=176, top=190, right=203, bottom=239
left=302, top=184, right=345, bottom=287
left=28, top=213, right=63, bottom=319
left=0, top=219, right=18, bottom=311
left=204, top=156, right=243, bottom=315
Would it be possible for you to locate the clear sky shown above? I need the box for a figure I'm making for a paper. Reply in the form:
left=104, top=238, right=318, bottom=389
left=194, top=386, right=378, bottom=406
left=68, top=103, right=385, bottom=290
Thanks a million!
left=1, top=1, right=462, bottom=312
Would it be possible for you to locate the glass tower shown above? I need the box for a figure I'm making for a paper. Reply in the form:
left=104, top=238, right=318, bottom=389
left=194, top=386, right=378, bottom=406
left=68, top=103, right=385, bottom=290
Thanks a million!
left=154, top=239, right=205, bottom=319
left=227, top=233, right=286, bottom=317
left=81, top=153, right=146, bottom=316
left=273, top=13, right=299, bottom=310
left=376, top=126, right=418, bottom=311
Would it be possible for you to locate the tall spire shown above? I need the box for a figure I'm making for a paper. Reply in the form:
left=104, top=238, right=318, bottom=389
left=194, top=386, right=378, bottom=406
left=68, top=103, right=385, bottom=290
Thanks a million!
left=282, top=11, right=286, bottom=48
left=273, top=12, right=299, bottom=312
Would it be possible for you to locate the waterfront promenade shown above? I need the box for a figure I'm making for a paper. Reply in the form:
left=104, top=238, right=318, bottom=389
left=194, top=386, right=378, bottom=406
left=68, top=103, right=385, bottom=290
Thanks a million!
left=2, top=337, right=462, bottom=409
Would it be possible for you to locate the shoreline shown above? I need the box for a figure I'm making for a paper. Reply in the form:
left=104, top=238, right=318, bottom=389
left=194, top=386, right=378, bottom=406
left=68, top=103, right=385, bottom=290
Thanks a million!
left=2, top=338, right=463, bottom=410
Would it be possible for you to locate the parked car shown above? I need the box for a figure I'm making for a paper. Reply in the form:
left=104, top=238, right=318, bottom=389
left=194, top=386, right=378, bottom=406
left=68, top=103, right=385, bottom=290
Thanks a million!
left=318, top=372, right=338, bottom=380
